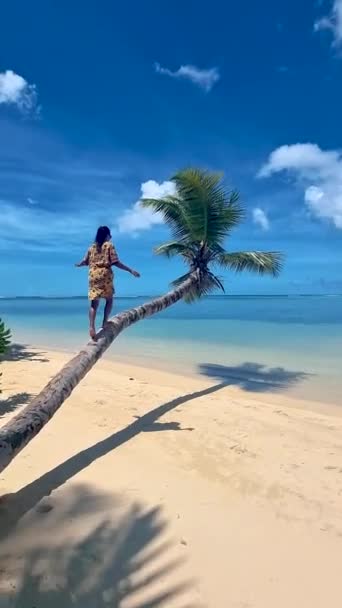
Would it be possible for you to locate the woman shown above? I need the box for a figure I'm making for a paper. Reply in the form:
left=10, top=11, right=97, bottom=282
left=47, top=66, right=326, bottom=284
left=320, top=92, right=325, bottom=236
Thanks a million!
left=76, top=226, right=140, bottom=339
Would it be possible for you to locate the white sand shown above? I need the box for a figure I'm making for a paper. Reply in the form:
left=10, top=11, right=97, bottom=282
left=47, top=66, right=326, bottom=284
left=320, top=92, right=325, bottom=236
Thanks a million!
left=0, top=348, right=342, bottom=607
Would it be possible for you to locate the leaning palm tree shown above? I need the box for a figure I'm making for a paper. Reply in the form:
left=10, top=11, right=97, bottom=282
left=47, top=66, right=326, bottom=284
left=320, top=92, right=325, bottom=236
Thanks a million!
left=0, top=169, right=282, bottom=473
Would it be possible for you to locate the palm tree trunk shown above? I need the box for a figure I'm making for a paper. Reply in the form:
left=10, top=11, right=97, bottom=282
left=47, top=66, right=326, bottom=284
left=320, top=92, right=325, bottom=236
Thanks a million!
left=0, top=273, right=199, bottom=474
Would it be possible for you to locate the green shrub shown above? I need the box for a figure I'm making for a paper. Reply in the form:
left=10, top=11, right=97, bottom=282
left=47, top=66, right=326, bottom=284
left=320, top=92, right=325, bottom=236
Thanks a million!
left=0, top=318, right=11, bottom=356
left=0, top=318, right=11, bottom=394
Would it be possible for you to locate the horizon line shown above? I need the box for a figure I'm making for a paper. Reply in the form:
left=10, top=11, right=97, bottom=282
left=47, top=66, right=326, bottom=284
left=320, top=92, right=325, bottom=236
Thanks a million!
left=1, top=294, right=341, bottom=300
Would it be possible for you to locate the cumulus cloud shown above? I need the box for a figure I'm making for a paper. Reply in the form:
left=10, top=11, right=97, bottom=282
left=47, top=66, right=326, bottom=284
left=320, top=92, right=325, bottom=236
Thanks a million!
left=252, top=208, right=270, bottom=230
left=117, top=180, right=176, bottom=235
left=314, top=0, right=342, bottom=46
left=0, top=70, right=39, bottom=114
left=154, top=63, right=220, bottom=92
left=259, top=143, right=342, bottom=228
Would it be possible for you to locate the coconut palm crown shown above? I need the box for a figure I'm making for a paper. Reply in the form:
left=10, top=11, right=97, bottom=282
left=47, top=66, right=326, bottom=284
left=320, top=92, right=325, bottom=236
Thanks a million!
left=142, top=168, right=283, bottom=301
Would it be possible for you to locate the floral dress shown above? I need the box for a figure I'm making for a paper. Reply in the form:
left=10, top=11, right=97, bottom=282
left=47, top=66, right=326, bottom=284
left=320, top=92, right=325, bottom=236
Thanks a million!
left=84, top=241, right=118, bottom=300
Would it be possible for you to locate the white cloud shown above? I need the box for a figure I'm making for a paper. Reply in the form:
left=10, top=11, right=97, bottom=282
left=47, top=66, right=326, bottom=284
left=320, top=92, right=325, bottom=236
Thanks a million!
left=259, top=143, right=342, bottom=228
left=252, top=208, right=270, bottom=230
left=0, top=70, right=39, bottom=114
left=117, top=179, right=176, bottom=235
left=314, top=0, right=342, bottom=46
left=155, top=63, right=220, bottom=92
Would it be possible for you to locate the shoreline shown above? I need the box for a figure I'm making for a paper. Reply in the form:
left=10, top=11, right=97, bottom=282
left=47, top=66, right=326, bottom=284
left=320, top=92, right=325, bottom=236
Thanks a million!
left=3, top=293, right=342, bottom=409
left=1, top=346, right=342, bottom=606
left=5, top=340, right=342, bottom=416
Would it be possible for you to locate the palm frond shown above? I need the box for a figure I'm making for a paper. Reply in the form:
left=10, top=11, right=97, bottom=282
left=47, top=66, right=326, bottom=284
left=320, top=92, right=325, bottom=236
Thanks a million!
left=171, top=269, right=224, bottom=303
left=141, top=196, right=191, bottom=240
left=221, top=192, right=245, bottom=229
left=207, top=271, right=225, bottom=293
left=171, top=169, right=244, bottom=245
left=154, top=241, right=195, bottom=259
left=216, top=251, right=283, bottom=276
left=172, top=168, right=223, bottom=192
left=171, top=271, right=194, bottom=288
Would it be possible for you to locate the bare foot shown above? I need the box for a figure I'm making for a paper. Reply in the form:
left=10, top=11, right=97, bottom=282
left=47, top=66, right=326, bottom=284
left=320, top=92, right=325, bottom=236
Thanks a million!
left=89, top=327, right=97, bottom=340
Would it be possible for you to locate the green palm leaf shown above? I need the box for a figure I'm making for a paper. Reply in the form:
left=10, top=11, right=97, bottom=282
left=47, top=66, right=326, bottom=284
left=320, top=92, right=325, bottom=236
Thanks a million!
left=141, top=196, right=191, bottom=241
left=154, top=241, right=195, bottom=259
left=217, top=251, right=283, bottom=276
left=171, top=169, right=244, bottom=245
left=171, top=269, right=225, bottom=303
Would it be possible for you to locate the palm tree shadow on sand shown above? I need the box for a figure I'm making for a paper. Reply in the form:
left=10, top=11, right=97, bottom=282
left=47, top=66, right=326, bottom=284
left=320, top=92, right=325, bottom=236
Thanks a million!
left=0, top=343, right=45, bottom=418
left=2, top=344, right=49, bottom=363
left=199, top=362, right=312, bottom=393
left=0, top=360, right=308, bottom=606
left=0, top=483, right=196, bottom=608
left=0, top=359, right=307, bottom=539
left=0, top=392, right=33, bottom=418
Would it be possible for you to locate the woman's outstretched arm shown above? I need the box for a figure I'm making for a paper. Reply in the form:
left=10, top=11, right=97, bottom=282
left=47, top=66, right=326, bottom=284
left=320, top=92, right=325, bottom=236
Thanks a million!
left=113, top=259, right=140, bottom=277
left=75, top=260, right=88, bottom=267
left=75, top=250, right=90, bottom=267
left=109, top=243, right=140, bottom=277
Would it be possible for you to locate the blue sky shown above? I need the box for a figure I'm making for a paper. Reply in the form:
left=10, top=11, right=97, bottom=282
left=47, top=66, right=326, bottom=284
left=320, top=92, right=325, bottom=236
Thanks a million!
left=1, top=0, right=342, bottom=296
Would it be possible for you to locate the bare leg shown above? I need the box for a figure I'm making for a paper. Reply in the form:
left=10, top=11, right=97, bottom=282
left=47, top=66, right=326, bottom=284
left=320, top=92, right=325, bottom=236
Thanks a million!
left=102, top=297, right=113, bottom=327
left=89, top=299, right=99, bottom=339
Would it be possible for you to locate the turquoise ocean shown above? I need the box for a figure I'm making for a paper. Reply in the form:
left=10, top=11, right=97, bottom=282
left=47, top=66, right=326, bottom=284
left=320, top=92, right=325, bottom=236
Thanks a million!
left=1, top=295, right=341, bottom=405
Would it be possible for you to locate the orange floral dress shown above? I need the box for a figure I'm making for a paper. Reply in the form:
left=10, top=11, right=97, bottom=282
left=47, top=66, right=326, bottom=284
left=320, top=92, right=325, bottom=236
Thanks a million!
left=84, top=241, right=118, bottom=300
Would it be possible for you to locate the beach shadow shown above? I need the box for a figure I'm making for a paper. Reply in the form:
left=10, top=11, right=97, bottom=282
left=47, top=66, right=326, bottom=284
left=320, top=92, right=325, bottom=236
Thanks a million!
left=0, top=360, right=309, bottom=535
left=199, top=362, right=311, bottom=393
left=0, top=392, right=32, bottom=418
left=0, top=382, right=224, bottom=540
left=0, top=483, right=194, bottom=607
left=133, top=417, right=195, bottom=433
left=2, top=343, right=49, bottom=363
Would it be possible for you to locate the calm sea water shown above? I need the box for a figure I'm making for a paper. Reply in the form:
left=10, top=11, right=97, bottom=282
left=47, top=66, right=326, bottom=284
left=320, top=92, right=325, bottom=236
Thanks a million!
left=1, top=296, right=342, bottom=404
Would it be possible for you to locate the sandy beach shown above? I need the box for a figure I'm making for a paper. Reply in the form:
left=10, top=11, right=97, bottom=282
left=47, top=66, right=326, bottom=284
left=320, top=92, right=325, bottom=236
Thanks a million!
left=0, top=346, right=341, bottom=607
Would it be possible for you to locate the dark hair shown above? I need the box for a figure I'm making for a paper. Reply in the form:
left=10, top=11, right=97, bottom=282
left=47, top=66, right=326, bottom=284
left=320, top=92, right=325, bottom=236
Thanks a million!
left=95, top=226, right=111, bottom=249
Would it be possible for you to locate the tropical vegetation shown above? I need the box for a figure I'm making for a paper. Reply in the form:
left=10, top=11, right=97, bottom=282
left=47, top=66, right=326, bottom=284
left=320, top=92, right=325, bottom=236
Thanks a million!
left=0, top=318, right=11, bottom=394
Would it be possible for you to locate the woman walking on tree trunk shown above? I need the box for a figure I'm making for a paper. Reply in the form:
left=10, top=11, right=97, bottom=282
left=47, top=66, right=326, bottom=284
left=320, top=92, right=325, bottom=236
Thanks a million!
left=76, top=226, right=140, bottom=339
